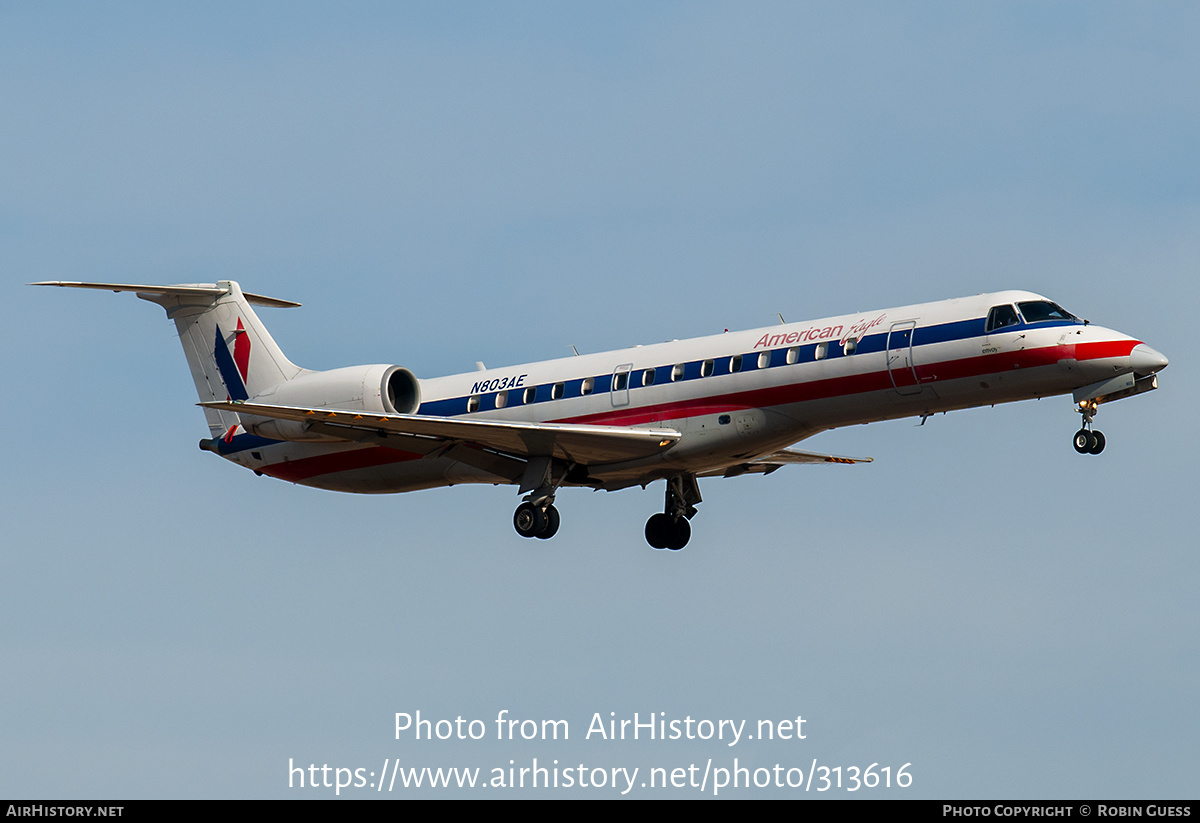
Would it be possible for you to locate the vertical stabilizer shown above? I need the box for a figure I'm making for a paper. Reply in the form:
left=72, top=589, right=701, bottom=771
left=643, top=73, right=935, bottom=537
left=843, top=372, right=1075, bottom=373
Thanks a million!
left=138, top=281, right=303, bottom=437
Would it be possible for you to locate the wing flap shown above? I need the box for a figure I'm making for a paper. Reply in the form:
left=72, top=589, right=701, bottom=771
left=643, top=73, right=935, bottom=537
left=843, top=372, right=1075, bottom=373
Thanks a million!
left=700, top=448, right=873, bottom=478
left=201, top=400, right=680, bottom=464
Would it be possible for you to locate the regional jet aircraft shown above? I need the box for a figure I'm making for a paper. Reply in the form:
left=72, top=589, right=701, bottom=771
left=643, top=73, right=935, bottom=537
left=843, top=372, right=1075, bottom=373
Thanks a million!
left=35, top=281, right=1167, bottom=550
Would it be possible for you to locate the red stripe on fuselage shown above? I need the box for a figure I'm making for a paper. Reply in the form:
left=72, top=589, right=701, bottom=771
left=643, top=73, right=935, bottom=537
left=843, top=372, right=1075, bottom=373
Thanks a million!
left=558, top=339, right=1139, bottom=427
left=260, top=446, right=422, bottom=483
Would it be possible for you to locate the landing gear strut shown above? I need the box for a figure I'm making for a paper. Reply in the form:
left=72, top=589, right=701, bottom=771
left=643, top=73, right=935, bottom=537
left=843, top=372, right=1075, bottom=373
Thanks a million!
left=1073, top=400, right=1106, bottom=455
left=645, top=474, right=701, bottom=551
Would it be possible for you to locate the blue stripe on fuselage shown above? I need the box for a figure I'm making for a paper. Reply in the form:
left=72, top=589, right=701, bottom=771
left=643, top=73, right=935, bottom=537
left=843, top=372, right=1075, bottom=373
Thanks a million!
left=413, top=316, right=1078, bottom=417
left=211, top=432, right=280, bottom=455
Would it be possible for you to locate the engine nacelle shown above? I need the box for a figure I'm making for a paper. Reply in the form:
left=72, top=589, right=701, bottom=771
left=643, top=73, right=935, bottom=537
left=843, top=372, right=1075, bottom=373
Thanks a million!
left=240, top=365, right=421, bottom=442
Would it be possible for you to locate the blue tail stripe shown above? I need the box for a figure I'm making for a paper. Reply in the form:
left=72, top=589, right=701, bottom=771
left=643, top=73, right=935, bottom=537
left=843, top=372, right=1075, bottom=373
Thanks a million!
left=213, top=326, right=249, bottom=401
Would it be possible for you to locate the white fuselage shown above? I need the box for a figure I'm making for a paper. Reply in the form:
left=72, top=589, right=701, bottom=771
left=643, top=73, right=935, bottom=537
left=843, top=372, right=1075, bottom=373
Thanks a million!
left=218, top=290, right=1155, bottom=494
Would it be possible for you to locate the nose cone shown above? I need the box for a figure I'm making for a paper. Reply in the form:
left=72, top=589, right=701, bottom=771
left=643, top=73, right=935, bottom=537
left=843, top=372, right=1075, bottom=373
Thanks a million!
left=1131, top=344, right=1169, bottom=375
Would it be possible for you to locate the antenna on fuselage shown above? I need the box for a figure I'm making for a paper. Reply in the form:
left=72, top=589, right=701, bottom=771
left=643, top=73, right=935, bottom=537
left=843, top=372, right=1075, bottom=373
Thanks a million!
left=570, top=345, right=580, bottom=356
left=776, top=313, right=786, bottom=324
left=475, top=361, right=486, bottom=371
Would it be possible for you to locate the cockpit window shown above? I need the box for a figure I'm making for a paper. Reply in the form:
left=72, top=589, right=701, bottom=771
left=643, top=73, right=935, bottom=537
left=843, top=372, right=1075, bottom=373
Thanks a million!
left=1017, top=300, right=1080, bottom=325
left=986, top=304, right=1020, bottom=333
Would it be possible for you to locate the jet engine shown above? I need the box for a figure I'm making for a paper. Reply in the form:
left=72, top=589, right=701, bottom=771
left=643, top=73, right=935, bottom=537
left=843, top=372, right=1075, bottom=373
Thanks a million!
left=238, top=365, right=421, bottom=442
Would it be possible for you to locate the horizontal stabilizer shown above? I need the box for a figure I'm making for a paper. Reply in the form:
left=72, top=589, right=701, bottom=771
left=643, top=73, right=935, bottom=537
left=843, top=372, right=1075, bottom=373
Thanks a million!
left=31, top=281, right=300, bottom=308
left=202, top=400, right=681, bottom=465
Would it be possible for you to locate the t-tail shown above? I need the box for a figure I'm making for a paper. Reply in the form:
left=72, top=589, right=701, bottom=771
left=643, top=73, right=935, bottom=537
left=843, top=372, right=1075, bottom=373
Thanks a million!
left=32, top=280, right=304, bottom=439
left=33, top=280, right=422, bottom=450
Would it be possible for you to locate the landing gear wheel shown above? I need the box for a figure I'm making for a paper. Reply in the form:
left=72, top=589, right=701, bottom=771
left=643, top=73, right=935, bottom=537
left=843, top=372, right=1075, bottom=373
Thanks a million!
left=537, top=505, right=560, bottom=539
left=1073, top=429, right=1094, bottom=454
left=1088, top=430, right=1106, bottom=455
left=665, top=517, right=691, bottom=551
left=513, top=502, right=545, bottom=538
left=645, top=513, right=672, bottom=549
left=648, top=474, right=701, bottom=551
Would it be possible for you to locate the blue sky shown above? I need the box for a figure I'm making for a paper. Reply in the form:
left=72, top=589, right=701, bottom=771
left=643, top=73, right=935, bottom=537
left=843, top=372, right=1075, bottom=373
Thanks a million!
left=3, top=2, right=1197, bottom=798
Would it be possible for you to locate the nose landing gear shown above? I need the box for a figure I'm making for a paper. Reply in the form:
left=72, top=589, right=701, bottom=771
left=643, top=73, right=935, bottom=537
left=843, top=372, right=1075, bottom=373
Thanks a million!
left=1073, top=401, right=1105, bottom=455
left=1073, top=429, right=1106, bottom=454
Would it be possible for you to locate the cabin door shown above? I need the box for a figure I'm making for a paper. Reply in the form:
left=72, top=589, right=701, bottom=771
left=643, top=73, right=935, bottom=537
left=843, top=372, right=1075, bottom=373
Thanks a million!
left=886, top=321, right=922, bottom=395
left=611, top=363, right=632, bottom=407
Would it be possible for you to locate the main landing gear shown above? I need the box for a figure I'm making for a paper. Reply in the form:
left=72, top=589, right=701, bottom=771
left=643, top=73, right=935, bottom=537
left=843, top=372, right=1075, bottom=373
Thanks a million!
left=513, top=501, right=560, bottom=539
left=645, top=474, right=701, bottom=551
left=513, top=456, right=568, bottom=540
left=1073, top=400, right=1106, bottom=455
left=510, top=469, right=704, bottom=551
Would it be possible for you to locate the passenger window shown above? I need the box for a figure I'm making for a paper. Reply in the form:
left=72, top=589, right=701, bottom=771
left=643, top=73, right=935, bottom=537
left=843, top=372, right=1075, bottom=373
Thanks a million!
left=467, top=395, right=480, bottom=413
left=495, top=391, right=507, bottom=409
left=815, top=343, right=827, bottom=361
left=757, top=351, right=771, bottom=369
left=786, top=347, right=800, bottom=365
left=986, top=304, right=1020, bottom=333
left=671, top=363, right=684, bottom=382
left=523, top=387, right=536, bottom=404
left=551, top=382, right=564, bottom=400
left=614, top=372, right=628, bottom=391
left=642, top=368, right=655, bottom=387
left=730, top=354, right=743, bottom=372
left=581, top=377, right=594, bottom=396
left=701, top=359, right=714, bottom=377
left=843, top=337, right=857, bottom=356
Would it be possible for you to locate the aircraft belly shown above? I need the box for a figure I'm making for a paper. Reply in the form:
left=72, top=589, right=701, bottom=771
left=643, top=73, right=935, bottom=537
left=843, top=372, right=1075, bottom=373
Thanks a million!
left=245, top=443, right=505, bottom=494
left=307, top=460, right=503, bottom=494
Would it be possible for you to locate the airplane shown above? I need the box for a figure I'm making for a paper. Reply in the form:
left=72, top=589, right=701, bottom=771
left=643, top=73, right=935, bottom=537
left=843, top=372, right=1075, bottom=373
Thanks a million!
left=35, top=280, right=1167, bottom=550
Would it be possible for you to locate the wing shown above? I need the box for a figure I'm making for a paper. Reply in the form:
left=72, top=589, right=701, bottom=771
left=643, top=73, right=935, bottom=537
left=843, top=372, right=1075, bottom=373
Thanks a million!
left=201, top=400, right=680, bottom=465
left=698, top=448, right=873, bottom=478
